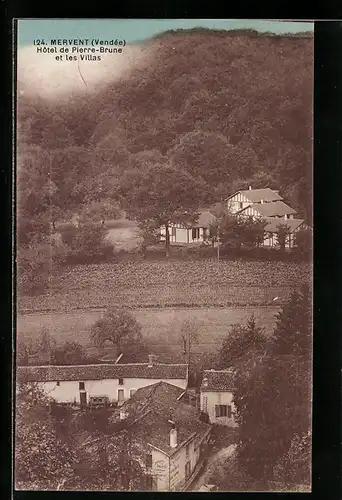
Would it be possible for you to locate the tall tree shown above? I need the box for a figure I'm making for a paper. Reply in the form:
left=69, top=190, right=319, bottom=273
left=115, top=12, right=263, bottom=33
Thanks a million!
left=119, top=159, right=207, bottom=256
left=217, top=315, right=267, bottom=370
left=234, top=285, right=312, bottom=489
left=15, top=382, right=77, bottom=490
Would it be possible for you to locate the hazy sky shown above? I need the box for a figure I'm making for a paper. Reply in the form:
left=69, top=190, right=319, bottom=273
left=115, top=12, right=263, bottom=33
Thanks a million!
left=17, top=19, right=314, bottom=100
left=17, top=19, right=314, bottom=47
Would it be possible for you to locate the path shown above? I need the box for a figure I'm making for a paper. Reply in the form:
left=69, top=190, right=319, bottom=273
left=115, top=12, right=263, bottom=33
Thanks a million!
left=190, top=444, right=237, bottom=491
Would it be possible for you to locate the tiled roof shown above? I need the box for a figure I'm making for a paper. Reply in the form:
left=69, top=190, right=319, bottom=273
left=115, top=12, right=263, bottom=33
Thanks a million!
left=227, top=188, right=283, bottom=203
left=17, top=363, right=188, bottom=383
left=121, top=381, right=210, bottom=456
left=264, top=218, right=305, bottom=234
left=200, top=369, right=236, bottom=391
left=238, top=201, right=296, bottom=217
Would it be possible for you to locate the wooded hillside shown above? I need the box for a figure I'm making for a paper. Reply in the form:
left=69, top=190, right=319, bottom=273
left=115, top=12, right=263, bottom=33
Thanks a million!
left=18, top=29, right=314, bottom=241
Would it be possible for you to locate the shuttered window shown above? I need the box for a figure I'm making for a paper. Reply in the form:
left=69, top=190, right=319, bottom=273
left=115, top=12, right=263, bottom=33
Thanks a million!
left=215, top=405, right=232, bottom=417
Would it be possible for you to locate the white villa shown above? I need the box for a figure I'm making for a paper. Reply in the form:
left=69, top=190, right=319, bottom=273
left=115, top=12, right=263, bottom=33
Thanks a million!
left=160, top=187, right=311, bottom=249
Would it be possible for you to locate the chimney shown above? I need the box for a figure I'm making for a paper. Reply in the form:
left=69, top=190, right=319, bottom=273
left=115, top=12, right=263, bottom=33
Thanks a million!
left=148, top=354, right=154, bottom=367
left=169, top=422, right=177, bottom=448
left=249, top=186, right=252, bottom=190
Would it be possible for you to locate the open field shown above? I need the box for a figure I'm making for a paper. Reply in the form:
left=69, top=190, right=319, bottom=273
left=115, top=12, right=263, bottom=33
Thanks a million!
left=17, top=306, right=280, bottom=362
left=18, top=259, right=311, bottom=312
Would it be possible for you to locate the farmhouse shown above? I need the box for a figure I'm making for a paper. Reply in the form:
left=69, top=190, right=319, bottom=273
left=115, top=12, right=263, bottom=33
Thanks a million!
left=160, top=209, right=216, bottom=245
left=17, top=356, right=188, bottom=406
left=226, top=186, right=284, bottom=214
left=200, top=369, right=238, bottom=428
left=115, top=381, right=212, bottom=491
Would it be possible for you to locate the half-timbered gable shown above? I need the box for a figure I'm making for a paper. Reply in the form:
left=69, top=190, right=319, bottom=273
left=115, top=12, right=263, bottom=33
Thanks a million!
left=226, top=187, right=283, bottom=214
left=237, top=201, right=297, bottom=220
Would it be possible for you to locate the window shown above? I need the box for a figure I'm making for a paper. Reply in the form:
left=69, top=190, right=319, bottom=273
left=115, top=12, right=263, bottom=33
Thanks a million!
left=130, top=389, right=136, bottom=398
left=185, top=461, right=191, bottom=480
left=192, top=228, right=200, bottom=240
left=79, top=381, right=85, bottom=390
left=171, top=226, right=176, bottom=237
left=186, top=443, right=190, bottom=457
left=146, top=453, right=153, bottom=468
left=215, top=404, right=232, bottom=418
left=239, top=202, right=243, bottom=209
left=118, top=378, right=124, bottom=385
left=118, top=389, right=125, bottom=402
left=56, top=381, right=60, bottom=386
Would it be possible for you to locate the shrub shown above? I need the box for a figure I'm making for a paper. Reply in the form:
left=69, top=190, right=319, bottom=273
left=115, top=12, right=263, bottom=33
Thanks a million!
left=60, top=224, right=115, bottom=264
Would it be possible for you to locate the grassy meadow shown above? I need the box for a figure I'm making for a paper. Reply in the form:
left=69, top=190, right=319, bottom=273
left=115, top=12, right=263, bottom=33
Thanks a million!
left=17, top=306, right=280, bottom=364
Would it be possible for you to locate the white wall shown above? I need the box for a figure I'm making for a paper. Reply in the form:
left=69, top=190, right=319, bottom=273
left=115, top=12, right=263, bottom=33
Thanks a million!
left=150, top=449, right=170, bottom=491
left=160, top=226, right=206, bottom=244
left=39, top=377, right=187, bottom=404
left=200, top=390, right=238, bottom=427
left=227, top=193, right=251, bottom=214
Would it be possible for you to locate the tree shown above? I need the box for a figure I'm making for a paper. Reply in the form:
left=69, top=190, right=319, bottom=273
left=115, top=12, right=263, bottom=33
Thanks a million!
left=90, top=308, right=146, bottom=361
left=17, top=244, right=53, bottom=295
left=51, top=341, right=90, bottom=365
left=119, top=160, right=207, bottom=256
left=275, top=223, right=291, bottom=251
left=136, top=220, right=161, bottom=257
left=60, top=223, right=114, bottom=264
left=272, top=431, right=311, bottom=491
left=234, top=285, right=312, bottom=488
left=217, top=315, right=267, bottom=370
left=294, top=227, right=312, bottom=257
left=178, top=318, right=200, bottom=384
left=15, top=382, right=77, bottom=490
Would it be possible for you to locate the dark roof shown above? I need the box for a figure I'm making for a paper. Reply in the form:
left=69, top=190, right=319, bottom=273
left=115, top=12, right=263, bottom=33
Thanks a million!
left=238, top=201, right=296, bottom=217
left=227, top=188, right=283, bottom=203
left=120, top=381, right=210, bottom=456
left=17, top=363, right=188, bottom=383
left=264, top=218, right=305, bottom=233
left=200, top=369, right=236, bottom=391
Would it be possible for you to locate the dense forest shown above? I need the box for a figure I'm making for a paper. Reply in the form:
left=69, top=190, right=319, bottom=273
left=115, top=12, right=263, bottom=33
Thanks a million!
left=17, top=29, right=313, bottom=247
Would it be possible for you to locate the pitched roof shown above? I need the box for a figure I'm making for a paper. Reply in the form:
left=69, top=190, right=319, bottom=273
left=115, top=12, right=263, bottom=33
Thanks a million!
left=122, top=382, right=210, bottom=456
left=200, top=369, right=236, bottom=391
left=227, top=188, right=283, bottom=203
left=193, top=210, right=217, bottom=228
left=264, top=218, right=305, bottom=233
left=238, top=201, right=296, bottom=217
left=17, top=363, right=188, bottom=383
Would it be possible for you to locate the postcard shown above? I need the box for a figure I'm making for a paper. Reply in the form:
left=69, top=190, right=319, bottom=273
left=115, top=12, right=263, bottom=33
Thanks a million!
left=15, top=18, right=313, bottom=492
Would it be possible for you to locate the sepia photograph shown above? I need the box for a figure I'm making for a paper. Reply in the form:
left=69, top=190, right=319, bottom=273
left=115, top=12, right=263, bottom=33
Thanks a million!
left=15, top=18, right=313, bottom=492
